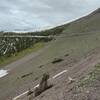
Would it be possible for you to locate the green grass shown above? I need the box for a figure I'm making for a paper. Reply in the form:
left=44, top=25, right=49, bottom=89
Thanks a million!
left=79, top=64, right=100, bottom=87
left=0, top=42, right=44, bottom=67
left=52, top=58, right=63, bottom=64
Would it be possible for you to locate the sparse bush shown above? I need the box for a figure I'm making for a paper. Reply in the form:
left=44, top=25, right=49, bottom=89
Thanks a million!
left=39, top=65, right=44, bottom=68
left=21, top=72, right=33, bottom=78
left=64, top=54, right=69, bottom=57
left=52, top=58, right=63, bottom=64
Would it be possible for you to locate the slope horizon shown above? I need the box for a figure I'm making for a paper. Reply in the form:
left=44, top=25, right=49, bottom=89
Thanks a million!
left=1, top=7, right=100, bottom=33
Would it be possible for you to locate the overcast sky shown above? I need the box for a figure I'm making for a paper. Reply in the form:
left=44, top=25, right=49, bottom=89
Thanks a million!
left=0, top=0, right=100, bottom=32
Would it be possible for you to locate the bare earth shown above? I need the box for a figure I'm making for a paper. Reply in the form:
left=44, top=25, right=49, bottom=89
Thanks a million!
left=0, top=42, right=100, bottom=100
left=33, top=48, right=100, bottom=100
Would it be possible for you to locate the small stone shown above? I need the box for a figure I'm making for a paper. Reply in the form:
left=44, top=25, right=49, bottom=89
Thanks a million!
left=86, top=90, right=89, bottom=94
left=68, top=76, right=75, bottom=84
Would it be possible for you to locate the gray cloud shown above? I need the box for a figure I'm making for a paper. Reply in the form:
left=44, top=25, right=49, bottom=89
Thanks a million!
left=0, top=0, right=100, bottom=32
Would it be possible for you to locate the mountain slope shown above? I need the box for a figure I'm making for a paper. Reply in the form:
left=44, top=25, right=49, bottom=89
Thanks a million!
left=33, top=8, right=100, bottom=100
left=0, top=8, right=100, bottom=100
left=63, top=8, right=100, bottom=34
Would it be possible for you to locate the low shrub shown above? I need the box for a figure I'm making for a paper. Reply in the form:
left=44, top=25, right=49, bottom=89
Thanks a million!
left=52, top=58, right=63, bottom=64
left=21, top=72, right=33, bottom=78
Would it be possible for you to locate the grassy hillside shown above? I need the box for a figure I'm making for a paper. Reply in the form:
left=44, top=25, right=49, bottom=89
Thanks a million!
left=1, top=8, right=100, bottom=100
left=0, top=8, right=100, bottom=66
left=63, top=8, right=100, bottom=34
left=0, top=42, right=44, bottom=66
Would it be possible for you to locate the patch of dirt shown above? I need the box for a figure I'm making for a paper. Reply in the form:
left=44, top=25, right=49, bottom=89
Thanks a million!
left=33, top=48, right=100, bottom=100
left=64, top=79, right=100, bottom=100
